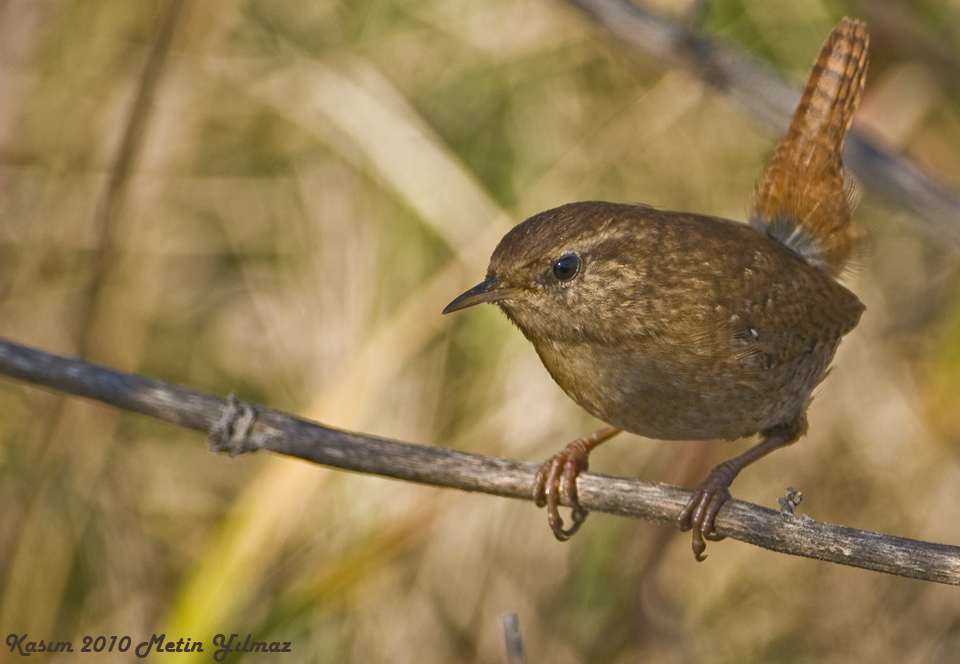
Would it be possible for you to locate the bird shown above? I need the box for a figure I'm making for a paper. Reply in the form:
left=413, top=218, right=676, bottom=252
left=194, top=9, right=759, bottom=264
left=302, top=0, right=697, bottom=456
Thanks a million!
left=443, top=18, right=869, bottom=560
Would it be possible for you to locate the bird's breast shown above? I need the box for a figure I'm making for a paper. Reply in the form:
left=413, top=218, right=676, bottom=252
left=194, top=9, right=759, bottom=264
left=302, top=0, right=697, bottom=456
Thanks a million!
left=530, top=323, right=839, bottom=441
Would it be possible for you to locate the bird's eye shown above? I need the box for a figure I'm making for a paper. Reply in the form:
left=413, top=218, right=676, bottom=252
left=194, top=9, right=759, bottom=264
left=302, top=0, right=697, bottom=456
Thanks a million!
left=552, top=254, right=581, bottom=281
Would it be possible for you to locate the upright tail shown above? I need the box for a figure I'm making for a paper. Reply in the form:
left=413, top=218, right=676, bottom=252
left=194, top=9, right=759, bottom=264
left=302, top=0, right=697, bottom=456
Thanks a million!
left=750, top=18, right=869, bottom=280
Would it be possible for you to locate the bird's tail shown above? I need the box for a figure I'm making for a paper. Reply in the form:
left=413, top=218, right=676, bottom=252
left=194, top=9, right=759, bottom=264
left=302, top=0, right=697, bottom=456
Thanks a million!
left=750, top=18, right=869, bottom=280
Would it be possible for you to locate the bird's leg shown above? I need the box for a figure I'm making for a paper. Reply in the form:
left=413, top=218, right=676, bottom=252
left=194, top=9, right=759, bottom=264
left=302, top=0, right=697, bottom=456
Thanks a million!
left=677, top=417, right=806, bottom=560
left=533, top=425, right=622, bottom=541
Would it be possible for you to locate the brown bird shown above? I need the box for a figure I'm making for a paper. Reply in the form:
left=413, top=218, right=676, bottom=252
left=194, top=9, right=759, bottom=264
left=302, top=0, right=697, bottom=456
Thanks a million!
left=443, top=18, right=869, bottom=560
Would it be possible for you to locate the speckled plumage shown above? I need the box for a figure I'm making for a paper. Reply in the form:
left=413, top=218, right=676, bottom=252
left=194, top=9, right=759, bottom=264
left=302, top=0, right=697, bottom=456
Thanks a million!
left=490, top=201, right=863, bottom=441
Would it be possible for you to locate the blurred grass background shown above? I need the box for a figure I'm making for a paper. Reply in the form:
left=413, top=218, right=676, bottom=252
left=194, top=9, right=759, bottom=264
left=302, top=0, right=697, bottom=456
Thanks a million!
left=2, top=0, right=960, bottom=661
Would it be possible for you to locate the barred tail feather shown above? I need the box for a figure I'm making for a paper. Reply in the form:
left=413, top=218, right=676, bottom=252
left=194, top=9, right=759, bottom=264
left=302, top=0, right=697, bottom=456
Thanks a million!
left=750, top=18, right=869, bottom=280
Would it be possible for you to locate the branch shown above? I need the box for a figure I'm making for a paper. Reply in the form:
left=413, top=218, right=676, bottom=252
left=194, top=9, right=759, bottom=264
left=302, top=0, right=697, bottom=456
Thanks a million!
left=563, top=0, right=960, bottom=248
left=0, top=337, right=958, bottom=585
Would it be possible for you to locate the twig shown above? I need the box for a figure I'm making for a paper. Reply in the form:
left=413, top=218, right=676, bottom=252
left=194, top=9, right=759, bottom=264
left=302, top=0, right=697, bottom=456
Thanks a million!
left=563, top=0, right=960, bottom=248
left=502, top=613, right=529, bottom=664
left=0, top=337, right=958, bottom=584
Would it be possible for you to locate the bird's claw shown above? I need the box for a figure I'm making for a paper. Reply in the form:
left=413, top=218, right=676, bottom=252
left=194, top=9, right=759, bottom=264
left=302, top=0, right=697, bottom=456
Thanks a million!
left=533, top=442, right=591, bottom=541
left=677, top=460, right=738, bottom=561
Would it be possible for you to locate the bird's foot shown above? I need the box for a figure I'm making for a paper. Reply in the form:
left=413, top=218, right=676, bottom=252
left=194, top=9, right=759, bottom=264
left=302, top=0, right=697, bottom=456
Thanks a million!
left=676, top=459, right=739, bottom=561
left=532, top=426, right=621, bottom=541
left=533, top=441, right=591, bottom=541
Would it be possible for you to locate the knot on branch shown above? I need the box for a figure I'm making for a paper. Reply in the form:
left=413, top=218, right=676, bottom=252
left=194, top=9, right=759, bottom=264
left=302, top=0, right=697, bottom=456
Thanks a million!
left=778, top=486, right=803, bottom=516
left=208, top=393, right=266, bottom=457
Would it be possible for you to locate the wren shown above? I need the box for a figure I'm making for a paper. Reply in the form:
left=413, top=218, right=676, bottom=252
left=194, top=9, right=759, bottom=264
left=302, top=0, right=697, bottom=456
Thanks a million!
left=444, top=19, right=869, bottom=560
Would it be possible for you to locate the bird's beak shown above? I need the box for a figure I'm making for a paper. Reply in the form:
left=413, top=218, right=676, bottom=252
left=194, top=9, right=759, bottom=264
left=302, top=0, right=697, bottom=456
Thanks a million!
left=442, top=277, right=515, bottom=314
